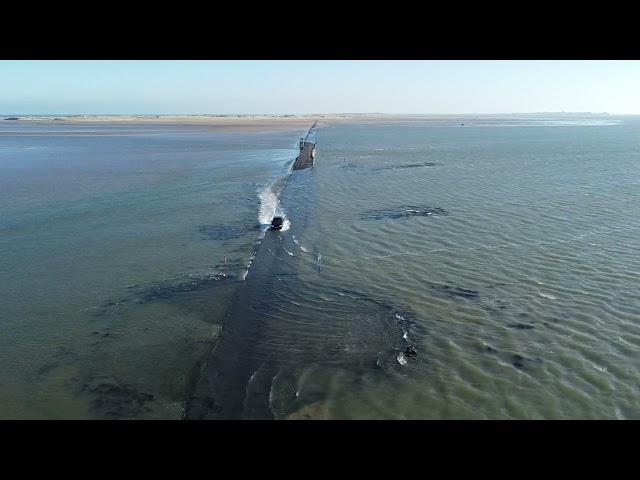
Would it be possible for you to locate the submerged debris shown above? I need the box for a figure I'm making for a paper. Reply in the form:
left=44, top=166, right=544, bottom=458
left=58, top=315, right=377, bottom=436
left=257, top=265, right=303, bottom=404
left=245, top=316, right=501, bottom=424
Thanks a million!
left=360, top=205, right=448, bottom=221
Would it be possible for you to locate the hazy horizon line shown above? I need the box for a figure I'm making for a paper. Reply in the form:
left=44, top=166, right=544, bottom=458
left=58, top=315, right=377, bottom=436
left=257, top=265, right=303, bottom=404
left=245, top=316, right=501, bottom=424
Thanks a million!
left=2, top=111, right=633, bottom=117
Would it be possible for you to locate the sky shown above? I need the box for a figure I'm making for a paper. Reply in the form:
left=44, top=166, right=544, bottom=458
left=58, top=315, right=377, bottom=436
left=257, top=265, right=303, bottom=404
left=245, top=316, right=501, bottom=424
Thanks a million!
left=1, top=60, right=639, bottom=115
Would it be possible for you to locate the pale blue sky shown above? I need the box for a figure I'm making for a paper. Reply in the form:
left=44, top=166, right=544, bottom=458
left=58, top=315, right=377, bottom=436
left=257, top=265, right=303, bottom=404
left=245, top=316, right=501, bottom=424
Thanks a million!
left=1, top=60, right=639, bottom=115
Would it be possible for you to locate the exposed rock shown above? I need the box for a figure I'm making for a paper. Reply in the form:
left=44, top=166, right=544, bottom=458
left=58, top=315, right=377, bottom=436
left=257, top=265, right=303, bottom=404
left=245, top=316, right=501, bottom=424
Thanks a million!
left=404, top=345, right=418, bottom=357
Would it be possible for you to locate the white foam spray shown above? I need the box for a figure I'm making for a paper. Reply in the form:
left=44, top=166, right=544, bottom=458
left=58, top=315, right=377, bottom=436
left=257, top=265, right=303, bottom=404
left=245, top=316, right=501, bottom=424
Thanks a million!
left=293, top=235, right=308, bottom=252
left=397, top=352, right=408, bottom=365
left=538, top=292, right=556, bottom=300
left=257, top=178, right=291, bottom=233
left=258, top=181, right=281, bottom=225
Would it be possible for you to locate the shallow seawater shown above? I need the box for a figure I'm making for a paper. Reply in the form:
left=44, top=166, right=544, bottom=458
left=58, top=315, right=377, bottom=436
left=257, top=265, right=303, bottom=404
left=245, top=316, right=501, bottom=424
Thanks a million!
left=192, top=116, right=640, bottom=420
left=3, top=117, right=640, bottom=419
left=0, top=123, right=303, bottom=419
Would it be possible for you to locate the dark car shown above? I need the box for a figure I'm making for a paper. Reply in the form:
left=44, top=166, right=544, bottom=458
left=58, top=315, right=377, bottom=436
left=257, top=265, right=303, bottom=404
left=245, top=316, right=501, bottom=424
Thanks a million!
left=270, top=216, right=284, bottom=230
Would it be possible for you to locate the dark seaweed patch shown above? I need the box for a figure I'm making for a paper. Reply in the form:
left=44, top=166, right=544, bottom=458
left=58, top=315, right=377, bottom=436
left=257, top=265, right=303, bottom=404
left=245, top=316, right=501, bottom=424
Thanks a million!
left=430, top=284, right=479, bottom=299
left=507, top=323, right=535, bottom=330
left=78, top=377, right=155, bottom=419
left=128, top=274, right=235, bottom=303
left=360, top=205, right=448, bottom=221
left=97, top=273, right=237, bottom=314
left=95, top=267, right=246, bottom=321
left=340, top=162, right=437, bottom=172
left=376, top=162, right=437, bottom=171
left=512, top=354, right=525, bottom=369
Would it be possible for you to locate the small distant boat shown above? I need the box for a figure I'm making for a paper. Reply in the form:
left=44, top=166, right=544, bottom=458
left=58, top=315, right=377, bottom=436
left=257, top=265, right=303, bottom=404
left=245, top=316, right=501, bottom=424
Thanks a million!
left=270, top=216, right=284, bottom=230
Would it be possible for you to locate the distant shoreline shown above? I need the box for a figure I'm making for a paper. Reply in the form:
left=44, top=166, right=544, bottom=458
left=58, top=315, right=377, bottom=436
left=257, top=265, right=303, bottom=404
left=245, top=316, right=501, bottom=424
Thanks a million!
left=0, top=115, right=328, bottom=134
left=0, top=112, right=619, bottom=122
left=0, top=113, right=626, bottom=134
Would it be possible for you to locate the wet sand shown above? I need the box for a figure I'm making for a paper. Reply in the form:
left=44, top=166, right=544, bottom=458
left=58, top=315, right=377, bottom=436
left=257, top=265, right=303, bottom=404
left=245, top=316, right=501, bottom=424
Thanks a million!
left=0, top=114, right=334, bottom=134
left=1, top=113, right=617, bottom=135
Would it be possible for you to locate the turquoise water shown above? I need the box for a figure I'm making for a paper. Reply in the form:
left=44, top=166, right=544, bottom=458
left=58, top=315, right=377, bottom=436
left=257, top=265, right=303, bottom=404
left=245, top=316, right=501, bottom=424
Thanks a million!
left=2, top=116, right=639, bottom=419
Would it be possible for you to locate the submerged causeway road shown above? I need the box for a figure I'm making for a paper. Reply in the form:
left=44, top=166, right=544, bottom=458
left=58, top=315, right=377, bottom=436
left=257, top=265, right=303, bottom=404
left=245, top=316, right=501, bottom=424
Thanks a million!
left=292, top=121, right=317, bottom=170
left=185, top=122, right=317, bottom=419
